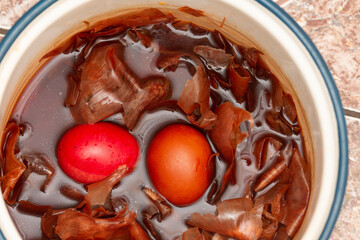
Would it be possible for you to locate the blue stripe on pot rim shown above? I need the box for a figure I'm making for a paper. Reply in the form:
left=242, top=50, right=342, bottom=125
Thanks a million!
left=0, top=1, right=58, bottom=239
left=0, top=0, right=348, bottom=240
left=0, top=0, right=58, bottom=63
left=255, top=1, right=348, bottom=240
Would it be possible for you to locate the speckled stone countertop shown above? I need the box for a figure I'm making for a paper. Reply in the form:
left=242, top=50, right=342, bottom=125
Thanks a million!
left=0, top=0, right=359, bottom=239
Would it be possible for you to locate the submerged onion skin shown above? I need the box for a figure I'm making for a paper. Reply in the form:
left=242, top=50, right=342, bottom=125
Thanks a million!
left=57, top=122, right=139, bottom=183
left=147, top=124, right=214, bottom=206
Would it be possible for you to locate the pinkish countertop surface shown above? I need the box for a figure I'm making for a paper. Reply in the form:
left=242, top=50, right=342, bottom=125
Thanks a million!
left=0, top=0, right=359, bottom=239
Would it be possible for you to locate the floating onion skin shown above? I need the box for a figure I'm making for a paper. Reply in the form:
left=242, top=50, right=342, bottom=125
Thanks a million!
left=0, top=6, right=310, bottom=240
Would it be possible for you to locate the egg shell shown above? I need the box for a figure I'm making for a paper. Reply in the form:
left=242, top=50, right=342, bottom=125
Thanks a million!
left=57, top=122, right=139, bottom=183
left=147, top=124, right=213, bottom=206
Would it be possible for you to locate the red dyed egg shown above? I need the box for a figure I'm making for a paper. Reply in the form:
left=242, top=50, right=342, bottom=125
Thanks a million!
left=57, top=122, right=139, bottom=183
left=147, top=124, right=214, bottom=206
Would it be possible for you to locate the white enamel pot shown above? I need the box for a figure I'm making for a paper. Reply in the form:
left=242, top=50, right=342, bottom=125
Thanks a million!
left=0, top=0, right=348, bottom=239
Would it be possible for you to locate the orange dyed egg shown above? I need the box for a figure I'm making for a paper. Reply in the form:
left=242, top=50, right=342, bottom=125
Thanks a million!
left=147, top=124, right=214, bottom=206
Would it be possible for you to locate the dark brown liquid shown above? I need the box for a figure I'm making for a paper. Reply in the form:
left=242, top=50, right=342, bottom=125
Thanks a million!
left=7, top=22, right=305, bottom=240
